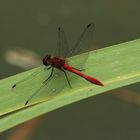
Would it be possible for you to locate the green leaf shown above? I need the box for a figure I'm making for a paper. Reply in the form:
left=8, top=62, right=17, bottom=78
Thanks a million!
left=0, top=39, right=140, bottom=132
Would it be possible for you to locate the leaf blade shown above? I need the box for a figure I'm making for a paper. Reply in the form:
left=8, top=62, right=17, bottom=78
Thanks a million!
left=0, top=39, right=140, bottom=132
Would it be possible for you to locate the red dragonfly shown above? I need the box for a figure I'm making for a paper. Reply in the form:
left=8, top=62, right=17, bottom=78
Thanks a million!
left=12, top=23, right=104, bottom=105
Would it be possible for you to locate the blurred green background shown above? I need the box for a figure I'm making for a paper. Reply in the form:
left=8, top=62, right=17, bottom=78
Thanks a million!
left=0, top=0, right=140, bottom=140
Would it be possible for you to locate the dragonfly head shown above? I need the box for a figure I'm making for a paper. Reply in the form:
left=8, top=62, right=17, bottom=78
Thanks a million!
left=42, top=55, right=51, bottom=66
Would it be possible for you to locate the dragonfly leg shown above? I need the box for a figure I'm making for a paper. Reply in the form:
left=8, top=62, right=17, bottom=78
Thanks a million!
left=61, top=69, right=72, bottom=88
left=47, top=66, right=52, bottom=70
left=43, top=67, right=54, bottom=84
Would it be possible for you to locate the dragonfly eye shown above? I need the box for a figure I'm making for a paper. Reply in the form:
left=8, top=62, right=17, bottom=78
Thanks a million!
left=42, top=55, right=51, bottom=66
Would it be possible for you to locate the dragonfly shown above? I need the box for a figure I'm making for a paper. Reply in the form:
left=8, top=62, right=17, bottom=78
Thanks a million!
left=12, top=23, right=104, bottom=105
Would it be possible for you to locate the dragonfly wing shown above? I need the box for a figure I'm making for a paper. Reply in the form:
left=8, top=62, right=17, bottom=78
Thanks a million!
left=30, top=68, right=80, bottom=103
left=57, top=27, right=70, bottom=58
left=71, top=23, right=95, bottom=55
left=42, top=27, right=68, bottom=57
left=12, top=68, right=81, bottom=105
left=12, top=66, right=46, bottom=88
left=68, top=23, right=95, bottom=69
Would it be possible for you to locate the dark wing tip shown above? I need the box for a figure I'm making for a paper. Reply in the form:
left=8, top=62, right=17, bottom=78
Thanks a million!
left=25, top=100, right=29, bottom=106
left=87, top=23, right=95, bottom=29
left=87, top=23, right=91, bottom=28
left=12, top=84, right=16, bottom=88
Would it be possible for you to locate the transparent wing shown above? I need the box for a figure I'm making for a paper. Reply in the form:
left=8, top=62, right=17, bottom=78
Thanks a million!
left=42, top=27, right=68, bottom=57
left=71, top=23, right=95, bottom=56
left=68, top=23, right=95, bottom=69
left=12, top=67, right=73, bottom=105
left=25, top=69, right=70, bottom=104
left=57, top=27, right=70, bottom=57
left=12, top=66, right=46, bottom=88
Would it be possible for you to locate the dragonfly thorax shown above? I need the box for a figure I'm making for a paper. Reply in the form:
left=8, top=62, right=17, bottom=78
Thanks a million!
left=42, top=55, right=65, bottom=69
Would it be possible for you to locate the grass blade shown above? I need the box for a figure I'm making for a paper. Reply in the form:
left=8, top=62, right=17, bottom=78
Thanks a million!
left=0, top=39, right=140, bottom=132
